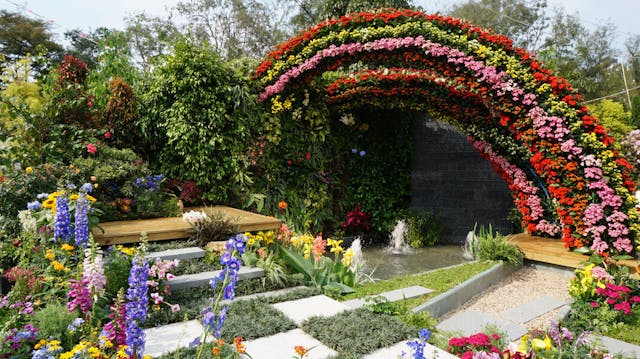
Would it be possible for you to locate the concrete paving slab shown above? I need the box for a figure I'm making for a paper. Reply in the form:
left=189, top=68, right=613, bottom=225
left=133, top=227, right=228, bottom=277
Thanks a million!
left=436, top=310, right=527, bottom=341
left=343, top=285, right=434, bottom=309
left=589, top=335, right=640, bottom=358
left=243, top=328, right=337, bottom=359
left=362, top=340, right=457, bottom=359
left=145, top=320, right=203, bottom=357
left=168, top=266, right=264, bottom=290
left=220, top=286, right=311, bottom=306
left=146, top=247, right=206, bottom=261
left=500, top=296, right=566, bottom=323
left=271, top=295, right=350, bottom=325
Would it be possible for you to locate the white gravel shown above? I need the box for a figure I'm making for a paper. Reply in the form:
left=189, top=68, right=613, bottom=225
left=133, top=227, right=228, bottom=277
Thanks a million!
left=441, top=265, right=575, bottom=331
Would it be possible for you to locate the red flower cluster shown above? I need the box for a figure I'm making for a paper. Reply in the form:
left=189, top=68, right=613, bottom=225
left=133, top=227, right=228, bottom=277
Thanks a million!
left=447, top=332, right=502, bottom=358
left=341, top=204, right=371, bottom=235
left=593, top=283, right=640, bottom=315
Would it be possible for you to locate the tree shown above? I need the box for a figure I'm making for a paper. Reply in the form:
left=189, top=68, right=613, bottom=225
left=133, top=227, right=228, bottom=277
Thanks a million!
left=0, top=10, right=62, bottom=60
left=125, top=13, right=181, bottom=69
left=64, top=28, right=111, bottom=70
left=175, top=0, right=289, bottom=59
left=631, top=95, right=640, bottom=128
left=542, top=12, right=620, bottom=101
left=625, top=35, right=640, bottom=91
left=449, top=0, right=548, bottom=51
left=320, top=0, right=415, bottom=19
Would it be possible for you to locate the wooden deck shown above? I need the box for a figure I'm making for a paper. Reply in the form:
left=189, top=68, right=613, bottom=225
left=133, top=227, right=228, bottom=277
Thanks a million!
left=93, top=206, right=282, bottom=246
left=508, top=233, right=640, bottom=278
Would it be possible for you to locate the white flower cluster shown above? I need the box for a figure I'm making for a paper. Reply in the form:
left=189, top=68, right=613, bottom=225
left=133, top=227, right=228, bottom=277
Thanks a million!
left=182, top=210, right=209, bottom=225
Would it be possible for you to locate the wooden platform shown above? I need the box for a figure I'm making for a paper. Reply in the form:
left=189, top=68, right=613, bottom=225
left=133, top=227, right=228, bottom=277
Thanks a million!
left=508, top=233, right=640, bottom=278
left=93, top=206, right=282, bottom=246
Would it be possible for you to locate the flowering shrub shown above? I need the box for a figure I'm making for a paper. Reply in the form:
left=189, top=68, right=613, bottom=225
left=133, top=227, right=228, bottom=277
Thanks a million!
left=341, top=204, right=371, bottom=235
left=254, top=9, right=639, bottom=256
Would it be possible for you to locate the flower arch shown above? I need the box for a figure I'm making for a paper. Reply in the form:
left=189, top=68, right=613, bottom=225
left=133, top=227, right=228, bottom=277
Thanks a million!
left=254, top=9, right=640, bottom=256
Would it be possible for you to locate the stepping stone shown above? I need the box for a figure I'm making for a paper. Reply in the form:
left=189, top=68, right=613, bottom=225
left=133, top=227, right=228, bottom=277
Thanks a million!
left=167, top=267, right=264, bottom=290
left=342, top=285, right=434, bottom=309
left=588, top=335, right=640, bottom=358
left=362, top=340, right=458, bottom=359
left=271, top=295, right=350, bottom=325
left=146, top=247, right=206, bottom=261
left=144, top=320, right=203, bottom=357
left=499, top=296, right=566, bottom=323
left=436, top=310, right=527, bottom=341
left=220, top=286, right=311, bottom=306
left=243, top=328, right=337, bottom=359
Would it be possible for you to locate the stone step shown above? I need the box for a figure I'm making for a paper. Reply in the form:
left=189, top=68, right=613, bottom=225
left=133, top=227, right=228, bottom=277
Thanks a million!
left=342, top=285, right=434, bottom=309
left=167, top=266, right=265, bottom=290
left=220, top=286, right=310, bottom=306
left=362, top=339, right=457, bottom=359
left=145, top=319, right=203, bottom=357
left=271, top=295, right=350, bottom=326
left=436, top=310, right=528, bottom=342
left=146, top=247, right=206, bottom=261
left=588, top=335, right=640, bottom=358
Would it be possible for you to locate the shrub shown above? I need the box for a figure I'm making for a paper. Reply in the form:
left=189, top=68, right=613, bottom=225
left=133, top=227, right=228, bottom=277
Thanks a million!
left=472, top=224, right=523, bottom=265
left=139, top=38, right=257, bottom=204
left=406, top=210, right=444, bottom=248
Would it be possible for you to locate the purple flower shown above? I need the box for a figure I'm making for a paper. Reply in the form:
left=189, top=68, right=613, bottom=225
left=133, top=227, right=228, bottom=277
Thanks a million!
left=359, top=150, right=366, bottom=157
left=125, top=255, right=149, bottom=357
left=80, top=183, right=93, bottom=193
left=27, top=201, right=41, bottom=210
left=66, top=277, right=92, bottom=316
left=54, top=195, right=72, bottom=242
left=74, top=193, right=90, bottom=248
left=351, top=148, right=357, bottom=153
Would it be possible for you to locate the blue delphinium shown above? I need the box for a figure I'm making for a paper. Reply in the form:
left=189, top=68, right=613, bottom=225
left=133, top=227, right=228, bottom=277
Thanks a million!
left=134, top=174, right=164, bottom=191
left=27, top=201, right=41, bottom=210
left=125, top=255, right=150, bottom=358
left=403, top=329, right=431, bottom=359
left=196, top=234, right=247, bottom=355
left=80, top=182, right=93, bottom=193
left=53, top=194, right=72, bottom=242
left=74, top=193, right=89, bottom=248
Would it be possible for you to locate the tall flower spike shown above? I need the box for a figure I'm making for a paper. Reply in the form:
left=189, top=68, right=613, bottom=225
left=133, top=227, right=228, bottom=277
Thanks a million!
left=74, top=191, right=90, bottom=248
left=125, top=254, right=150, bottom=357
left=54, top=194, right=72, bottom=242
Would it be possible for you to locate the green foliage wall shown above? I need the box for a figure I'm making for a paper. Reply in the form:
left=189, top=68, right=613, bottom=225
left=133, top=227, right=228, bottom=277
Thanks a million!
left=139, top=39, right=257, bottom=204
left=339, top=109, right=412, bottom=236
left=587, top=99, right=633, bottom=147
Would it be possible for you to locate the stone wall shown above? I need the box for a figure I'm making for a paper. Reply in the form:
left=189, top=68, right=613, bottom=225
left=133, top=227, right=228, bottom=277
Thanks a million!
left=411, top=115, right=514, bottom=244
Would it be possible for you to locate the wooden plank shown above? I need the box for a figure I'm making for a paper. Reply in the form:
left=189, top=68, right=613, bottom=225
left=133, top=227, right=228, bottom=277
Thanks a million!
left=94, top=206, right=282, bottom=246
left=508, top=233, right=640, bottom=279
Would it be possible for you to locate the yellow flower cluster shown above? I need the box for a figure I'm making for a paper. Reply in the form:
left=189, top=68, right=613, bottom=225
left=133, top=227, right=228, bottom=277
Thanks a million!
left=59, top=341, right=102, bottom=359
left=34, top=339, right=62, bottom=352
left=116, top=245, right=136, bottom=257
left=271, top=94, right=295, bottom=114
left=341, top=248, right=354, bottom=267
left=245, top=230, right=276, bottom=247
left=568, top=264, right=604, bottom=299
left=40, top=191, right=97, bottom=213
left=326, top=238, right=344, bottom=254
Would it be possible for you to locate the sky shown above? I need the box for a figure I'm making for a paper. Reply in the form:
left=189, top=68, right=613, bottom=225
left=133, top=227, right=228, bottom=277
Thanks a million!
left=1, top=0, right=639, bottom=52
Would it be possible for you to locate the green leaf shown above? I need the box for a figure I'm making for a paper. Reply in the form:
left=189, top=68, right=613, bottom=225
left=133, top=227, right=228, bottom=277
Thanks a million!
left=278, top=244, right=314, bottom=283
left=323, top=282, right=355, bottom=295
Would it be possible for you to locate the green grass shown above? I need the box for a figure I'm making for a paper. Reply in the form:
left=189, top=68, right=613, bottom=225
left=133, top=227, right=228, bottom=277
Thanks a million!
left=604, top=315, right=640, bottom=345
left=301, top=308, right=414, bottom=356
left=342, top=261, right=496, bottom=302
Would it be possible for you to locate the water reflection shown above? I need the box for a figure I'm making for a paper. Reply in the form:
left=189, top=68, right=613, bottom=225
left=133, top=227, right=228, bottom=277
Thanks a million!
left=361, top=245, right=470, bottom=280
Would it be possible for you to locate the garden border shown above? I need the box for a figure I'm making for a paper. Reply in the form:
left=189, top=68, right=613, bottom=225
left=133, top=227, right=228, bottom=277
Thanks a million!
left=412, top=261, right=521, bottom=318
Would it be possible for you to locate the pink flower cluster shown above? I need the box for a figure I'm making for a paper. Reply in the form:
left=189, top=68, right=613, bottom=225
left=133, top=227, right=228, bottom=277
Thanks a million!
left=146, top=258, right=180, bottom=312
left=471, top=139, right=559, bottom=236
left=448, top=332, right=502, bottom=358
left=528, top=107, right=570, bottom=141
left=593, top=283, right=640, bottom=315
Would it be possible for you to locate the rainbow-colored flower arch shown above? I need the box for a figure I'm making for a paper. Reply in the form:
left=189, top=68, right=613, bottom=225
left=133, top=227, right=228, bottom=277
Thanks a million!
left=254, top=9, right=640, bottom=255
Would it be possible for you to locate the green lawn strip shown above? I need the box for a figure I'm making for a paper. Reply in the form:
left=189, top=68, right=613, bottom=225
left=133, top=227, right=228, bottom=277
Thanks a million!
left=301, top=308, right=415, bottom=356
left=343, top=261, right=496, bottom=301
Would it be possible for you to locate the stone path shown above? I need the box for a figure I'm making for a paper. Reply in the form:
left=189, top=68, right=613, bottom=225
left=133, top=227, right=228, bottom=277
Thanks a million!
left=145, top=264, right=640, bottom=358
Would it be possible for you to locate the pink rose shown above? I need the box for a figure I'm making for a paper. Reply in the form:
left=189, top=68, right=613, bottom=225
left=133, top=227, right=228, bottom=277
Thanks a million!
left=86, top=143, right=97, bottom=154
left=104, top=131, right=112, bottom=139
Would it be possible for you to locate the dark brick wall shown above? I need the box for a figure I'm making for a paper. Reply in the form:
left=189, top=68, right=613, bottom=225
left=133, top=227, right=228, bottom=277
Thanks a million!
left=411, top=115, right=514, bottom=244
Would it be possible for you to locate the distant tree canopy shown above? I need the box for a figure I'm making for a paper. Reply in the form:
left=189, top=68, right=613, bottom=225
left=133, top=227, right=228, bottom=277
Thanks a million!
left=0, top=10, right=63, bottom=60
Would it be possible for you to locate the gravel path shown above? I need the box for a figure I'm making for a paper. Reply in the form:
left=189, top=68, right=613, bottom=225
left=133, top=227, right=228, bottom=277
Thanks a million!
left=441, top=265, right=574, bottom=331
